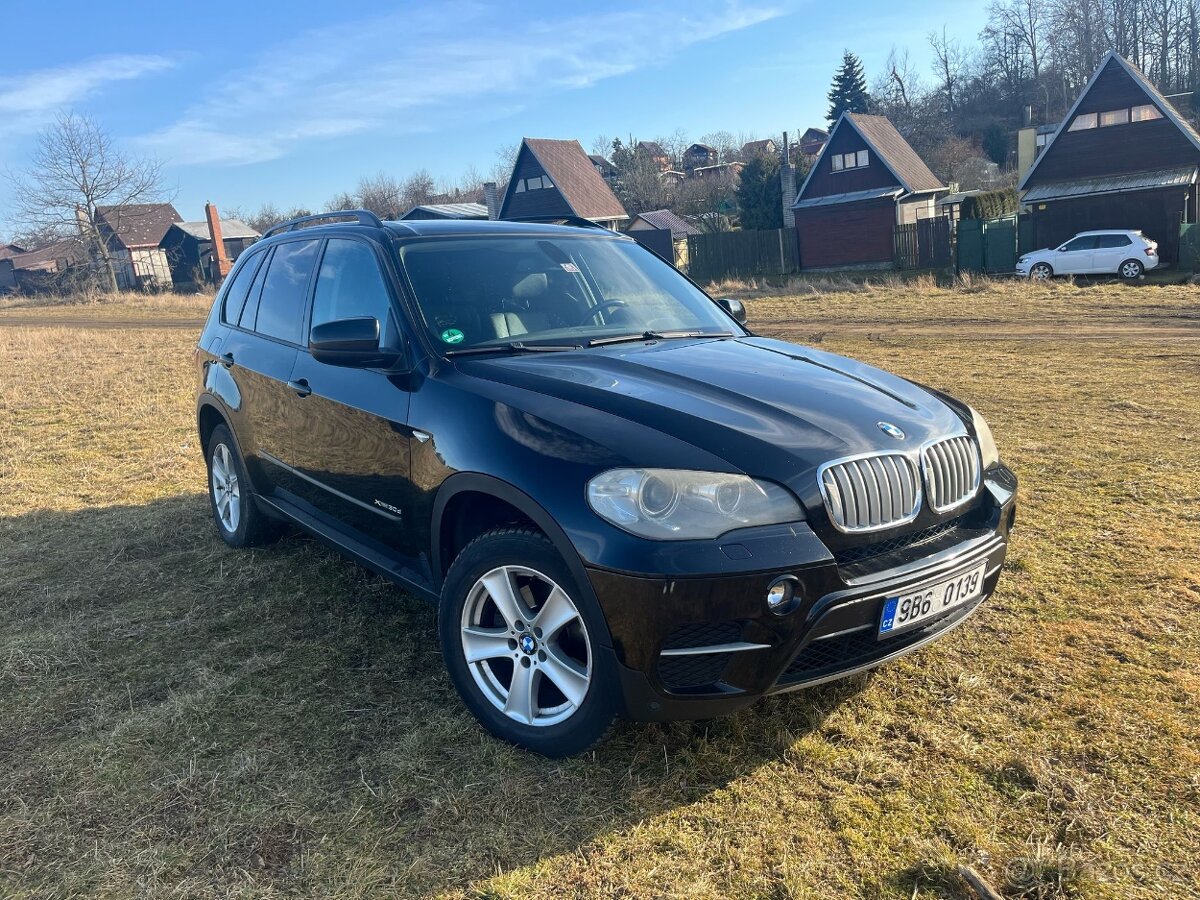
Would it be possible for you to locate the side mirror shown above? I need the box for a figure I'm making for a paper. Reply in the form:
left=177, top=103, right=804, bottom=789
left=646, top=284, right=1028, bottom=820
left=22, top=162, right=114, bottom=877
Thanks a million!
left=309, top=317, right=401, bottom=368
left=717, top=297, right=747, bottom=325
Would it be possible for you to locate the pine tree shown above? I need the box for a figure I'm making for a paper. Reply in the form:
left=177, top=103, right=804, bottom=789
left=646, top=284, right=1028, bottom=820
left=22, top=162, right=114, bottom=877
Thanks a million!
left=827, top=50, right=869, bottom=125
left=735, top=153, right=783, bottom=231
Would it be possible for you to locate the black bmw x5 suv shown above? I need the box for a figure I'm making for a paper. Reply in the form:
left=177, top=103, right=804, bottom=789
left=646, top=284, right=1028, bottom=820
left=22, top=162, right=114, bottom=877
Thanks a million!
left=195, top=210, right=1017, bottom=756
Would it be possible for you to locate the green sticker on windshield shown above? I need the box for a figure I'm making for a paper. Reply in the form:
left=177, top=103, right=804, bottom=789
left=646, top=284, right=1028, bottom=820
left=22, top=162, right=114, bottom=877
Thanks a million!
left=440, top=328, right=465, bottom=345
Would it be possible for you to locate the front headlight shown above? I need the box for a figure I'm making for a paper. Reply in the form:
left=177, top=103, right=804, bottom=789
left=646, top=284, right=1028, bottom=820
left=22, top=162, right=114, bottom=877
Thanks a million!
left=587, top=468, right=803, bottom=540
left=970, top=406, right=1000, bottom=468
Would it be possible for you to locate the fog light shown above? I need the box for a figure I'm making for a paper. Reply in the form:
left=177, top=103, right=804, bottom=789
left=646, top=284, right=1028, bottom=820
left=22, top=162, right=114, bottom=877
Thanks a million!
left=766, top=577, right=796, bottom=613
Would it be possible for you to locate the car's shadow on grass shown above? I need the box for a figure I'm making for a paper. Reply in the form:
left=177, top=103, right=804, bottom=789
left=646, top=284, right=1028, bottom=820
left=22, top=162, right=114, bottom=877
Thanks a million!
left=1, top=493, right=872, bottom=896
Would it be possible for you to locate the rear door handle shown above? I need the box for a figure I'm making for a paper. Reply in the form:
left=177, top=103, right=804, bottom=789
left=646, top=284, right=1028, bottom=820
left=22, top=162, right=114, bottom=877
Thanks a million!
left=218, top=352, right=235, bottom=369
left=288, top=378, right=312, bottom=398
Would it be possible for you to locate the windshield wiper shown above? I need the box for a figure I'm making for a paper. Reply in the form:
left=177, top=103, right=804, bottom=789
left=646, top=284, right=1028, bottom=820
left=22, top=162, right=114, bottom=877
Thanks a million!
left=445, top=341, right=582, bottom=357
left=587, top=329, right=734, bottom=347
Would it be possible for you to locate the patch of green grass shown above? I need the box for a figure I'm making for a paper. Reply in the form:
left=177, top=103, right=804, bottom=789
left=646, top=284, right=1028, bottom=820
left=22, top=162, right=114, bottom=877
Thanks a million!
left=1, top=287, right=1198, bottom=898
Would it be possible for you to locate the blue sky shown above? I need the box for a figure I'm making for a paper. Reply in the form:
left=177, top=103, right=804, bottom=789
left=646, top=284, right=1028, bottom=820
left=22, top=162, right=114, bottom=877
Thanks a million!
left=0, top=0, right=989, bottom=235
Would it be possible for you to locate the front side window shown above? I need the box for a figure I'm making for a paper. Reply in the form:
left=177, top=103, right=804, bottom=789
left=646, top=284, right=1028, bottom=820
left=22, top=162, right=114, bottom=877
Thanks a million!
left=310, top=239, right=398, bottom=346
left=255, top=239, right=320, bottom=344
left=1069, top=113, right=1098, bottom=131
left=1061, top=236, right=1098, bottom=252
left=400, top=236, right=741, bottom=352
left=1100, top=108, right=1130, bottom=127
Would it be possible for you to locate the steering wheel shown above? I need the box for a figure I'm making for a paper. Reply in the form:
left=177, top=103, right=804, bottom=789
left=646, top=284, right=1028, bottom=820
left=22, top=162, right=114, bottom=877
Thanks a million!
left=575, top=298, right=628, bottom=325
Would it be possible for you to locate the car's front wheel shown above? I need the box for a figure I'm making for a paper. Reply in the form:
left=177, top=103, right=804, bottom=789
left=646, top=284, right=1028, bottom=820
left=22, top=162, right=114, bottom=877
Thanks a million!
left=1029, top=262, right=1053, bottom=280
left=439, top=527, right=617, bottom=756
left=1119, top=258, right=1144, bottom=281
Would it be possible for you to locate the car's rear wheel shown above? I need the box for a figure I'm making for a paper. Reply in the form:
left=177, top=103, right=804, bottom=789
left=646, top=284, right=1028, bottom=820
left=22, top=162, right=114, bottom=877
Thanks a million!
left=1119, top=259, right=1144, bottom=281
left=439, top=527, right=616, bottom=756
left=206, top=424, right=282, bottom=548
left=1029, top=262, right=1053, bottom=280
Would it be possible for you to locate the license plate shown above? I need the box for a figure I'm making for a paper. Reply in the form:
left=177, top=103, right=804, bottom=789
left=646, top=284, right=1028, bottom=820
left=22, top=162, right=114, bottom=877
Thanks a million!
left=879, top=562, right=987, bottom=637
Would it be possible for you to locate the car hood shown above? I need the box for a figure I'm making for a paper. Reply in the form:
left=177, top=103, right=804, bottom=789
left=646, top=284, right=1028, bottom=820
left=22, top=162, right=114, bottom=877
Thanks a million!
left=454, top=336, right=966, bottom=496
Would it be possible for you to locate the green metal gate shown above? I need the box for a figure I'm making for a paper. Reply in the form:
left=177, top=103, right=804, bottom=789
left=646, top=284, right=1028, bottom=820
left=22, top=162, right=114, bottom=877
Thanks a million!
left=956, top=219, right=983, bottom=271
left=956, top=216, right=1020, bottom=274
left=1179, top=223, right=1200, bottom=271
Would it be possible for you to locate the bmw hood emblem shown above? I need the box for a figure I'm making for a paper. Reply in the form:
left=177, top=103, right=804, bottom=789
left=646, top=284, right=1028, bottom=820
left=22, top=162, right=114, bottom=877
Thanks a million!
left=878, top=421, right=905, bottom=440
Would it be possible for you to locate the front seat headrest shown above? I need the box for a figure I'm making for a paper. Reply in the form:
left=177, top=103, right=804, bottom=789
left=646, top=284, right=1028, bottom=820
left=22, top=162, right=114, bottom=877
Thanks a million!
left=512, top=272, right=548, bottom=299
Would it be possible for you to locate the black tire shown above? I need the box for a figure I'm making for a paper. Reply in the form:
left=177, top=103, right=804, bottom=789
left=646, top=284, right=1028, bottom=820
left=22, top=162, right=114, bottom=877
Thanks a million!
left=439, top=527, right=617, bottom=757
left=205, top=423, right=282, bottom=548
left=1119, top=258, right=1144, bottom=281
left=1029, top=262, right=1053, bottom=280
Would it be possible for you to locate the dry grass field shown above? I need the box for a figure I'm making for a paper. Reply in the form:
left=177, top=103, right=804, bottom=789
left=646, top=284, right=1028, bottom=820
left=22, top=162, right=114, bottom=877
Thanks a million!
left=1, top=278, right=1198, bottom=898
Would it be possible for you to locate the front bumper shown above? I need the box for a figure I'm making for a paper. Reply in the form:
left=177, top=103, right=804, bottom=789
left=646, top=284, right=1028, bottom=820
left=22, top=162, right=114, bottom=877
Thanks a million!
left=588, top=467, right=1017, bottom=722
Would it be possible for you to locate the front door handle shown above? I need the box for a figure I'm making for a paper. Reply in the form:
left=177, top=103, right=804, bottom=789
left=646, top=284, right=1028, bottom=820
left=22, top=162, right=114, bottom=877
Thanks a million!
left=288, top=378, right=312, bottom=398
left=217, top=352, right=235, bottom=369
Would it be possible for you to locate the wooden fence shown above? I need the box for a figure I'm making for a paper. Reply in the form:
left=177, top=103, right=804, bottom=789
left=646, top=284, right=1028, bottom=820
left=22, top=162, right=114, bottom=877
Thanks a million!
left=685, top=228, right=799, bottom=283
left=894, top=217, right=952, bottom=270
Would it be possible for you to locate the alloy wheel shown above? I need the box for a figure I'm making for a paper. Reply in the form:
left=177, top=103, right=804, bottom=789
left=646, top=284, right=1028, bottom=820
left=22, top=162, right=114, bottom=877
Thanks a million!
left=210, top=443, right=242, bottom=533
left=460, top=565, right=592, bottom=727
left=1031, top=264, right=1052, bottom=280
left=1121, top=261, right=1141, bottom=279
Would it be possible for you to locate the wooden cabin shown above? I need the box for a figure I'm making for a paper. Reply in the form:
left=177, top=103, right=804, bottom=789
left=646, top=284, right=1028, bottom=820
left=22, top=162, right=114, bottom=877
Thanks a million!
left=1019, top=51, right=1200, bottom=264
left=161, top=218, right=259, bottom=286
left=791, top=113, right=944, bottom=270
left=95, top=203, right=182, bottom=289
left=499, top=138, right=628, bottom=229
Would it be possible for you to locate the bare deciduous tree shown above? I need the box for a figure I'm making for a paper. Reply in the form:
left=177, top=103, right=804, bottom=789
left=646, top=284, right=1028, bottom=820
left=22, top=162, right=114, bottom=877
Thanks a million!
left=9, top=112, right=169, bottom=292
left=224, top=203, right=313, bottom=235
left=675, top=172, right=738, bottom=232
left=698, top=131, right=739, bottom=164
left=657, top=129, right=691, bottom=169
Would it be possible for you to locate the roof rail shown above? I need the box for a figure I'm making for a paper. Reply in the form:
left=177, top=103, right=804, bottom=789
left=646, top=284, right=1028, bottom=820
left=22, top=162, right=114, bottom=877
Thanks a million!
left=261, top=209, right=384, bottom=239
left=505, top=215, right=615, bottom=232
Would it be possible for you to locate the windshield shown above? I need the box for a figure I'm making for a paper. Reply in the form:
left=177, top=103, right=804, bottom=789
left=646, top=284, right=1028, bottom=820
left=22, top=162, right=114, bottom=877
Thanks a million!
left=398, top=235, right=741, bottom=351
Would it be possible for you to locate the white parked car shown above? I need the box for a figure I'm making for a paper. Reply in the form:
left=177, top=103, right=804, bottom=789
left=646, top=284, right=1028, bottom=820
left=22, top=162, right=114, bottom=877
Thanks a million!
left=1016, top=230, right=1159, bottom=281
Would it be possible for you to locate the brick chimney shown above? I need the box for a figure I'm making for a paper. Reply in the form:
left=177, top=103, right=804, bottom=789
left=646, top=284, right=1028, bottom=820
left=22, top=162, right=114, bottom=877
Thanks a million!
left=483, top=182, right=500, bottom=220
left=205, top=201, right=231, bottom=281
left=780, top=132, right=796, bottom=230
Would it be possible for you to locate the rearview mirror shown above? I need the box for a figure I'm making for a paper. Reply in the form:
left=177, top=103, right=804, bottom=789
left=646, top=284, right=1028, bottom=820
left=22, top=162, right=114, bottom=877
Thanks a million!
left=717, top=297, right=747, bottom=325
left=309, top=317, right=401, bottom=368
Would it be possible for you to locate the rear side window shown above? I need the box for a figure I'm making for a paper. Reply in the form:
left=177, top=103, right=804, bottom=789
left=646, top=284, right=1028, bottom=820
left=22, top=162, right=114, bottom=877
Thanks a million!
left=255, top=239, right=320, bottom=344
left=221, top=251, right=264, bottom=324
left=238, top=248, right=273, bottom=330
left=311, top=239, right=393, bottom=327
left=1095, top=234, right=1133, bottom=248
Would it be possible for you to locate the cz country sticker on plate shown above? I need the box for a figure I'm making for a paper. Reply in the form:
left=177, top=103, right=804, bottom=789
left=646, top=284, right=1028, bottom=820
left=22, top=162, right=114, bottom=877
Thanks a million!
left=878, top=562, right=987, bottom=637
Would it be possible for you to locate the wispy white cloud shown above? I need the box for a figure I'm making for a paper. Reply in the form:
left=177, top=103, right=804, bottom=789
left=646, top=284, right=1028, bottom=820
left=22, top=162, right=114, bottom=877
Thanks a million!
left=137, top=1, right=785, bottom=166
left=0, top=54, right=175, bottom=124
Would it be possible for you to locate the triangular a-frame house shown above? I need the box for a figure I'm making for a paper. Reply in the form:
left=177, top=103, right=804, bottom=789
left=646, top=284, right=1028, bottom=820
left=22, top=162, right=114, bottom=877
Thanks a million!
left=499, top=138, right=627, bottom=229
left=1020, top=51, right=1200, bottom=262
left=790, top=112, right=944, bottom=269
